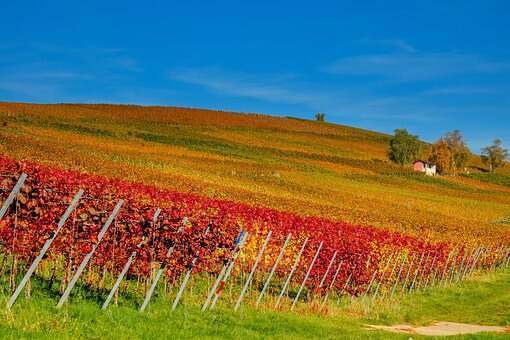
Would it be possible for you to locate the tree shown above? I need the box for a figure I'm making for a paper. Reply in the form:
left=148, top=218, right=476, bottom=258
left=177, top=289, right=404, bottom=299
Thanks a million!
left=443, top=130, right=470, bottom=174
left=428, top=139, right=453, bottom=175
left=481, top=139, right=508, bottom=172
left=388, top=129, right=422, bottom=166
left=315, top=112, right=325, bottom=122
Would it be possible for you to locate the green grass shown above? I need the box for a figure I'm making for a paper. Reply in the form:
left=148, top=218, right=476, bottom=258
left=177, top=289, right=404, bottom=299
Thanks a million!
left=0, top=269, right=509, bottom=339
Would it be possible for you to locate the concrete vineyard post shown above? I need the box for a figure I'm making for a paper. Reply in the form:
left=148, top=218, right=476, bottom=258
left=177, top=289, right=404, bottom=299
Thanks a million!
left=0, top=173, right=27, bottom=220
left=390, top=254, right=407, bottom=298
left=172, top=226, right=211, bottom=311
left=423, top=254, right=437, bottom=290
left=409, top=251, right=425, bottom=293
left=210, top=232, right=249, bottom=309
left=401, top=254, right=416, bottom=294
left=290, top=241, right=323, bottom=311
left=318, top=251, right=338, bottom=290
left=320, top=260, right=343, bottom=311
left=202, top=230, right=246, bottom=311
left=234, top=230, right=272, bottom=311
left=275, top=237, right=309, bottom=308
left=7, top=189, right=84, bottom=309
left=102, top=208, right=161, bottom=310
left=140, top=217, right=187, bottom=312
left=256, top=233, right=292, bottom=306
left=415, top=251, right=430, bottom=291
left=57, top=199, right=124, bottom=308
left=372, top=253, right=395, bottom=301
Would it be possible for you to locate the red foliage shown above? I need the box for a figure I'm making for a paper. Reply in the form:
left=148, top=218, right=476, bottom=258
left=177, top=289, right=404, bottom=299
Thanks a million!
left=0, top=156, right=451, bottom=291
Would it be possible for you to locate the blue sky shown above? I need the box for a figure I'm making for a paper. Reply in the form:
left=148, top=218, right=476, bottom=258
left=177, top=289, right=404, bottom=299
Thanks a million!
left=1, top=1, right=509, bottom=151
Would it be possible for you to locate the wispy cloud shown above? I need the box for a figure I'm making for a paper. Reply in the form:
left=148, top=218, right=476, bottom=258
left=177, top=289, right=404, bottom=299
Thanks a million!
left=169, top=67, right=327, bottom=106
left=421, top=86, right=499, bottom=96
left=324, top=52, right=510, bottom=82
left=169, top=67, right=445, bottom=123
left=362, top=38, right=417, bottom=53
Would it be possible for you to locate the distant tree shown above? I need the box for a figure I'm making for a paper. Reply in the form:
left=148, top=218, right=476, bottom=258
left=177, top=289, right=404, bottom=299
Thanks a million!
left=428, top=139, right=454, bottom=175
left=388, top=129, right=422, bottom=166
left=443, top=130, right=470, bottom=174
left=315, top=112, right=326, bottom=122
left=481, top=139, right=508, bottom=172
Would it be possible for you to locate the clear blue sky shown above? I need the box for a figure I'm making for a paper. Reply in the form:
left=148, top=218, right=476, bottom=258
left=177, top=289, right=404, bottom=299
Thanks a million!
left=1, top=1, right=509, bottom=151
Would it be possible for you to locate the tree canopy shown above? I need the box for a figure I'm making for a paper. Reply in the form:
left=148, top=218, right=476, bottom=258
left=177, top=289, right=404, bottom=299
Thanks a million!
left=481, top=139, right=508, bottom=172
left=388, top=129, right=422, bottom=166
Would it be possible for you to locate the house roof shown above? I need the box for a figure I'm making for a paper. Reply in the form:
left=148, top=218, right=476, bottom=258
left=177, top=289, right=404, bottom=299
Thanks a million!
left=413, top=160, right=435, bottom=166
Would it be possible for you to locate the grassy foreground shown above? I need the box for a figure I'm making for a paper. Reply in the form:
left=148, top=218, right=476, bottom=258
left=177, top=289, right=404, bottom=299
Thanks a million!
left=0, top=268, right=508, bottom=339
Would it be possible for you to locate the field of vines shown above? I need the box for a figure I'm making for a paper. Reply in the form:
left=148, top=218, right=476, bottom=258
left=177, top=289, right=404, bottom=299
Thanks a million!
left=0, top=102, right=509, bottom=313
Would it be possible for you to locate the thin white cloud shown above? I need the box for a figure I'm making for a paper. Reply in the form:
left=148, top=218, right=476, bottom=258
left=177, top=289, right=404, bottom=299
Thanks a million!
left=363, top=39, right=417, bottom=53
left=324, top=52, right=510, bottom=82
left=170, top=67, right=327, bottom=106
left=169, top=67, right=445, bottom=123
left=421, top=86, right=498, bottom=96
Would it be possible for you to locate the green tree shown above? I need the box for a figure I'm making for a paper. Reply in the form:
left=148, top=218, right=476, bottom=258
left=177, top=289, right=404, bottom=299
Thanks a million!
left=443, top=130, right=470, bottom=174
left=481, top=139, right=508, bottom=172
left=428, top=139, right=453, bottom=175
left=315, top=112, right=325, bottom=122
left=388, top=129, right=422, bottom=166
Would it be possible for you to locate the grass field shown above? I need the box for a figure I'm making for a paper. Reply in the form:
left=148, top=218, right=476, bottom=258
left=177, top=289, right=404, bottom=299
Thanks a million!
left=1, top=267, right=509, bottom=339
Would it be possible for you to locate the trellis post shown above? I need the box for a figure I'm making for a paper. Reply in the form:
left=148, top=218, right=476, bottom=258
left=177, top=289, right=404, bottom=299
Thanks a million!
left=256, top=233, right=292, bottom=306
left=372, top=253, right=395, bottom=300
left=57, top=199, right=124, bottom=308
left=234, top=230, right=272, bottom=311
left=171, top=226, right=211, bottom=310
left=290, top=241, right=323, bottom=311
left=390, top=254, right=407, bottom=298
left=140, top=217, right=187, bottom=312
left=7, top=189, right=84, bottom=309
left=275, top=237, right=309, bottom=308
left=202, top=230, right=246, bottom=311
left=319, top=259, right=343, bottom=311
left=209, top=231, right=249, bottom=309
left=0, top=173, right=27, bottom=220
left=102, top=208, right=161, bottom=310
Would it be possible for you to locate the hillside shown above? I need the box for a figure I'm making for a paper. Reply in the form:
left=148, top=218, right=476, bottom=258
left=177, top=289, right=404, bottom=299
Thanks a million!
left=0, top=102, right=509, bottom=246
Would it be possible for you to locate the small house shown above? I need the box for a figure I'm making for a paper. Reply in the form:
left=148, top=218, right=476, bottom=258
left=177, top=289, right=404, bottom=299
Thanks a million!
left=413, top=160, right=436, bottom=176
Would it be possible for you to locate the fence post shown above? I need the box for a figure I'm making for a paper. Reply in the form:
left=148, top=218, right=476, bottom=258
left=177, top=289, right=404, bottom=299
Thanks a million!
left=372, top=253, right=395, bottom=301
left=415, top=251, right=430, bottom=291
left=102, top=208, right=161, bottom=310
left=400, top=253, right=416, bottom=295
left=423, top=254, right=437, bottom=290
left=320, top=260, right=343, bottom=311
left=319, top=251, right=338, bottom=290
left=0, top=173, right=27, bottom=220
left=172, top=226, right=211, bottom=310
left=290, top=241, right=323, bottom=311
left=7, top=189, right=84, bottom=309
left=390, top=254, right=407, bottom=298
left=210, top=232, right=249, bottom=309
left=140, top=217, right=187, bottom=312
left=57, top=199, right=124, bottom=308
left=440, top=249, right=454, bottom=286
left=202, top=230, right=246, bottom=311
left=275, top=237, right=309, bottom=308
left=409, top=251, right=425, bottom=293
left=234, top=230, right=272, bottom=311
left=256, top=233, right=292, bottom=306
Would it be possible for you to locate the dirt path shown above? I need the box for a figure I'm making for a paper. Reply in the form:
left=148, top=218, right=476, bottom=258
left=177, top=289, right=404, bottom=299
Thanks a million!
left=366, top=322, right=509, bottom=336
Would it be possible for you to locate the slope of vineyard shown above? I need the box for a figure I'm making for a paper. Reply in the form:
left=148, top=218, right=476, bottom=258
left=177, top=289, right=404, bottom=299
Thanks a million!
left=1, top=102, right=509, bottom=246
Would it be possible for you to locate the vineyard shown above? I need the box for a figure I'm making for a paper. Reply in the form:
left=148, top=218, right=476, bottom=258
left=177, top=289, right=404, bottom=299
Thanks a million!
left=0, top=103, right=509, bottom=334
left=0, top=157, right=509, bottom=313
